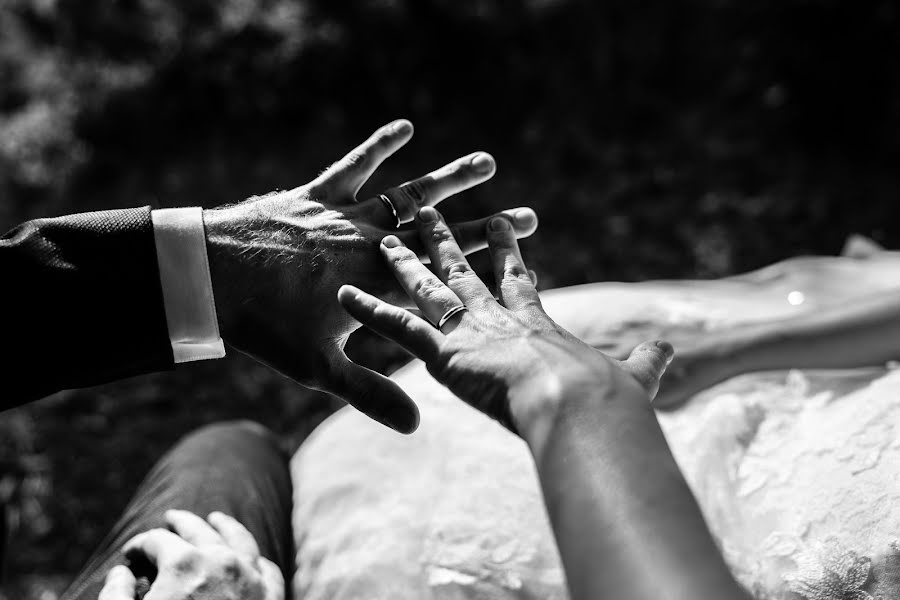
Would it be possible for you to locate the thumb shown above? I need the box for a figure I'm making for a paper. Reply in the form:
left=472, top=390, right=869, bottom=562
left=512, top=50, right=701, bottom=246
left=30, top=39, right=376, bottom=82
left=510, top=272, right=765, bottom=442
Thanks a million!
left=322, top=353, right=420, bottom=434
left=98, top=565, right=137, bottom=600
left=620, top=340, right=674, bottom=400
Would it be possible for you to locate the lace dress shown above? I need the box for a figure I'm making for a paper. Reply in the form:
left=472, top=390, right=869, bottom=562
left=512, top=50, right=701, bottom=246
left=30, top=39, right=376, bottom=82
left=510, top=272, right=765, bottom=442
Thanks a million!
left=660, top=368, right=900, bottom=599
left=290, top=255, right=900, bottom=599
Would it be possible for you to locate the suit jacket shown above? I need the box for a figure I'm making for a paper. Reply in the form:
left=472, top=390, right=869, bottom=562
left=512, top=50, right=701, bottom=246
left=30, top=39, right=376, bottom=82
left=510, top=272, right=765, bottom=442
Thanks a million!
left=1, top=206, right=174, bottom=411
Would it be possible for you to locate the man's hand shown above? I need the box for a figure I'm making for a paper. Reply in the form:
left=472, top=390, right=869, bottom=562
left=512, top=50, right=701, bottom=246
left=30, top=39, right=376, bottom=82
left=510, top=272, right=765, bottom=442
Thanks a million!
left=99, top=510, right=283, bottom=600
left=203, top=120, right=537, bottom=433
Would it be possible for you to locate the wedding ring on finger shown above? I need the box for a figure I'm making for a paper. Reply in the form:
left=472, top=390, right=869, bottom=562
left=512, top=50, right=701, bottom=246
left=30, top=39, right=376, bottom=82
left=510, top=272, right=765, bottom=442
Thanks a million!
left=378, top=193, right=401, bottom=229
left=437, top=304, right=468, bottom=331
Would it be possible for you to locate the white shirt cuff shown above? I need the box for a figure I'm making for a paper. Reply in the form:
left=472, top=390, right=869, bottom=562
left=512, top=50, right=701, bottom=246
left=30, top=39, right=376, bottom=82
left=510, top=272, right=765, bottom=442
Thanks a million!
left=151, top=207, right=226, bottom=363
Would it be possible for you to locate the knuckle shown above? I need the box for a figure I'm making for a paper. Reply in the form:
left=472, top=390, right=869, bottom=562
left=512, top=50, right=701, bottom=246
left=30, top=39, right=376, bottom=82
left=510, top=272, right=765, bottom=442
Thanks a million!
left=371, top=301, right=395, bottom=320
left=520, top=298, right=544, bottom=313
left=504, top=263, right=531, bottom=282
left=445, top=261, right=475, bottom=283
left=466, top=295, right=494, bottom=311
left=388, top=246, right=418, bottom=266
left=428, top=225, right=454, bottom=244
left=306, top=181, right=331, bottom=203
left=217, top=553, right=243, bottom=580
left=394, top=308, right=415, bottom=329
left=413, top=277, right=443, bottom=294
left=344, top=150, right=369, bottom=171
left=344, top=151, right=367, bottom=168
left=439, top=159, right=466, bottom=180
left=372, top=126, right=389, bottom=141
left=170, top=549, right=202, bottom=574
left=374, top=128, right=395, bottom=148
left=413, top=275, right=445, bottom=297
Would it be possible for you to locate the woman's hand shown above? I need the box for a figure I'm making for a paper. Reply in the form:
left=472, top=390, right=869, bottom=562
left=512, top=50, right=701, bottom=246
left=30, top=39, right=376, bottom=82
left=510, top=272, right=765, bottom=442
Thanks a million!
left=337, top=205, right=673, bottom=444
left=98, top=510, right=283, bottom=600
left=339, top=207, right=752, bottom=600
left=204, top=120, right=537, bottom=434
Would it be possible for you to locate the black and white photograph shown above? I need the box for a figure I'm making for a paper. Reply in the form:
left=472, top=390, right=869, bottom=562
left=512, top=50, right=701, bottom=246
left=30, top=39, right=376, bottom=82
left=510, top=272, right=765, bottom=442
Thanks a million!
left=1, top=1, right=899, bottom=598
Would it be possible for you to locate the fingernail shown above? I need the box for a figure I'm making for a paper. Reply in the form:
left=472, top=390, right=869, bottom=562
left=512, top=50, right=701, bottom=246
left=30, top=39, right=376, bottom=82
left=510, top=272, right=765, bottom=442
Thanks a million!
left=386, top=408, right=419, bottom=434
left=418, top=206, right=439, bottom=223
left=489, top=217, right=511, bottom=231
left=392, top=120, right=412, bottom=134
left=655, top=340, right=675, bottom=363
left=514, top=208, right=535, bottom=226
left=382, top=235, right=403, bottom=248
left=470, top=153, right=494, bottom=174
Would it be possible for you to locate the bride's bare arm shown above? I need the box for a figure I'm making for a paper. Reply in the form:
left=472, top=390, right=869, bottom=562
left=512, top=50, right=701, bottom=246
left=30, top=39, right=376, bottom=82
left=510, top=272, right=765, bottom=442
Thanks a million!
left=656, top=287, right=900, bottom=408
left=338, top=207, right=748, bottom=600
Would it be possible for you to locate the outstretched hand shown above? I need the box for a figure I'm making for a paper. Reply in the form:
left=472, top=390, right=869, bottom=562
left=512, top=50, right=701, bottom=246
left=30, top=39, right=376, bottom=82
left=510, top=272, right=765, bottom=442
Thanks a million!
left=338, top=206, right=673, bottom=445
left=203, top=120, right=537, bottom=433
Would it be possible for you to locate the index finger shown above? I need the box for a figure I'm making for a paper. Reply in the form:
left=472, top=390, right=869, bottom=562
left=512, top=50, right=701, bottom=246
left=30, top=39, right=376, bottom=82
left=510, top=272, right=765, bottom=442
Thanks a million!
left=123, top=528, right=194, bottom=567
left=315, top=119, right=414, bottom=196
left=380, top=236, right=467, bottom=327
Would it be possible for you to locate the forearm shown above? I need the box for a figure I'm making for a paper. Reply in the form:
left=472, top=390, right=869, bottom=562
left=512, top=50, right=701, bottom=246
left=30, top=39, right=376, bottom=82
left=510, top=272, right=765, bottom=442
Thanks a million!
left=520, top=382, right=747, bottom=600
left=722, top=289, right=900, bottom=374
left=0, top=207, right=173, bottom=408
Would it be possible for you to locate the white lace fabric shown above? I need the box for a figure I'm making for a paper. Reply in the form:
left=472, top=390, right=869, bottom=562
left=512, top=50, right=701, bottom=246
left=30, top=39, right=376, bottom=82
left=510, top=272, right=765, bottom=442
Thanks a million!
left=658, top=368, right=900, bottom=599
left=290, top=254, right=900, bottom=599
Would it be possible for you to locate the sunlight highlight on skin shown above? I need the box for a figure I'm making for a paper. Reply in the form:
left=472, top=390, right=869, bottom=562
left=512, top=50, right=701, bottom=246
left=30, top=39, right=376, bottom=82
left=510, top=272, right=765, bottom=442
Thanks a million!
left=788, top=291, right=805, bottom=306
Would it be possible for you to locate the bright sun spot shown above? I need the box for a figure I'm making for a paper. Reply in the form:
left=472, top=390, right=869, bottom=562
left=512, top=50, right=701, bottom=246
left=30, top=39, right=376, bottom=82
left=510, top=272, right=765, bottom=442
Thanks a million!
left=788, top=291, right=805, bottom=306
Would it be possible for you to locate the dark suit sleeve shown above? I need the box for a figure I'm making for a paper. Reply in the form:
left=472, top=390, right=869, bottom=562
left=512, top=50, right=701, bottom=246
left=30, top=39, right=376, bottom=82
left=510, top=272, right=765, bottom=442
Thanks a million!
left=0, top=206, right=174, bottom=410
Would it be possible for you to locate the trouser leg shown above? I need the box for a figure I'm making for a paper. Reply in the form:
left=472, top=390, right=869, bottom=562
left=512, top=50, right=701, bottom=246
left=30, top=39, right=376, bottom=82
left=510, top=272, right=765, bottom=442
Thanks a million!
left=60, top=420, right=294, bottom=600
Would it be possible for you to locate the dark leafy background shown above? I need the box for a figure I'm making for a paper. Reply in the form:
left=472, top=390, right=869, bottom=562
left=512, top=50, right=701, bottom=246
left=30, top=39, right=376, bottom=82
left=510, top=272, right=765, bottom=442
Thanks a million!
left=1, top=0, right=898, bottom=597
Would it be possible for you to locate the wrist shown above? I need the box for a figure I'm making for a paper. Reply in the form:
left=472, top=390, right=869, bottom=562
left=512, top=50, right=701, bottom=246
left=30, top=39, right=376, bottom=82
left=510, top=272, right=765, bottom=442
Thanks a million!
left=202, top=208, right=241, bottom=344
left=510, top=370, right=649, bottom=459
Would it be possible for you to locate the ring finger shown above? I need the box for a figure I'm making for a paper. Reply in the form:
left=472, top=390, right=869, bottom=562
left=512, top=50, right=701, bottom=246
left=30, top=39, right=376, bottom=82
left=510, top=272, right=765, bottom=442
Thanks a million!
left=364, top=151, right=496, bottom=228
left=487, top=217, right=542, bottom=312
left=381, top=235, right=467, bottom=331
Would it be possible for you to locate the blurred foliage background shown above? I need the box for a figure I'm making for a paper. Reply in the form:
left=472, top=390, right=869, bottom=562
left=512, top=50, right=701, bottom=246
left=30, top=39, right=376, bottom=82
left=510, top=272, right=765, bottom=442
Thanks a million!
left=1, top=0, right=898, bottom=597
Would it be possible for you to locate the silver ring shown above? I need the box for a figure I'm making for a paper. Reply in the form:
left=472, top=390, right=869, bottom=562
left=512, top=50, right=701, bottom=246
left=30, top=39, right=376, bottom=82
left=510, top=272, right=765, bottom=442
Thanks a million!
left=437, top=305, right=468, bottom=330
left=378, top=193, right=401, bottom=229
